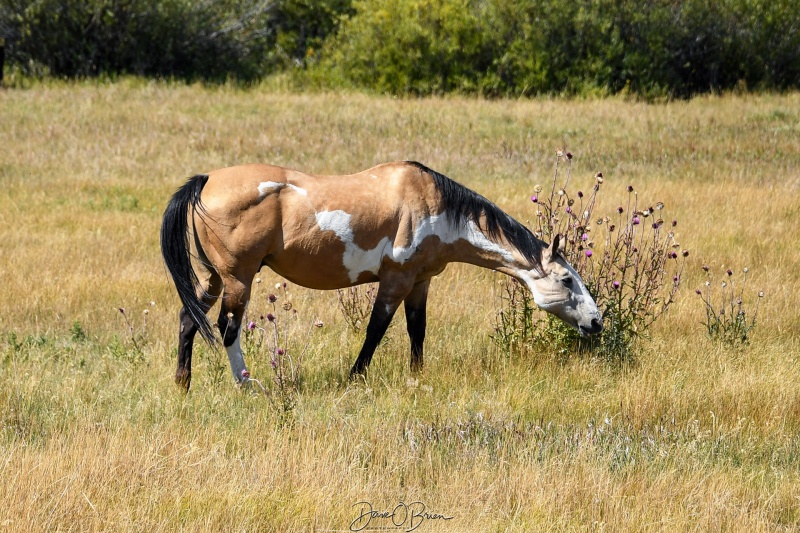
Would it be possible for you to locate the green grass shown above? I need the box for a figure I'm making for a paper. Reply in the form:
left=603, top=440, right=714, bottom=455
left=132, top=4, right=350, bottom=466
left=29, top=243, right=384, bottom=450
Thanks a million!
left=1, top=79, right=799, bottom=531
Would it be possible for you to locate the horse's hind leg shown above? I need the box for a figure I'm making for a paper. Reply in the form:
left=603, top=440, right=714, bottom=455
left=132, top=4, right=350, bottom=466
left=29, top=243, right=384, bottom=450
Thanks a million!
left=176, top=271, right=222, bottom=391
left=217, top=272, right=257, bottom=385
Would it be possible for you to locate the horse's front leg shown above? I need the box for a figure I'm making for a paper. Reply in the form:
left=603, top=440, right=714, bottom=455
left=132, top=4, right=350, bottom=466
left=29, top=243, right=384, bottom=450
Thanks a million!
left=350, top=274, right=416, bottom=378
left=404, top=279, right=431, bottom=373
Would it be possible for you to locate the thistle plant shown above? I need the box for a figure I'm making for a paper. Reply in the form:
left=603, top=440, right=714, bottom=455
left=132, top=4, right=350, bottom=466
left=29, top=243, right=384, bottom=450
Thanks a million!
left=336, top=283, right=378, bottom=332
left=696, top=266, right=763, bottom=346
left=242, top=278, right=323, bottom=415
left=496, top=149, right=687, bottom=362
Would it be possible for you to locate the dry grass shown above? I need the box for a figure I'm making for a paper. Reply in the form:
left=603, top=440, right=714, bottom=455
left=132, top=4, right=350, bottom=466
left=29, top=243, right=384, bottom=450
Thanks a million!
left=1, top=80, right=799, bottom=531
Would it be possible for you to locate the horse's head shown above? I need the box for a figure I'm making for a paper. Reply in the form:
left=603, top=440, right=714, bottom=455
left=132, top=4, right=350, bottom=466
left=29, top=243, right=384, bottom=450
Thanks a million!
left=519, top=235, right=603, bottom=336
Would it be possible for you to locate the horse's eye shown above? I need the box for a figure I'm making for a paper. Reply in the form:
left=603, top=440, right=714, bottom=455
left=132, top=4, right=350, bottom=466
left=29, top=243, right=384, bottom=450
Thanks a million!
left=562, top=277, right=573, bottom=287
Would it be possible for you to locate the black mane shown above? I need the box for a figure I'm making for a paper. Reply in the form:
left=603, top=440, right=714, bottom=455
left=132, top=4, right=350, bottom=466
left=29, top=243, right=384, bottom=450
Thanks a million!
left=406, top=161, right=544, bottom=273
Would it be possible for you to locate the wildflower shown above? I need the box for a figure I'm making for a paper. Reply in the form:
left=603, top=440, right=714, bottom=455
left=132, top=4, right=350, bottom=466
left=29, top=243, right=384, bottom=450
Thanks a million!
left=534, top=185, right=543, bottom=193
left=682, top=250, right=689, bottom=257
left=566, top=152, right=573, bottom=160
left=632, top=246, right=638, bottom=253
left=669, top=251, right=678, bottom=259
left=276, top=348, right=285, bottom=356
left=613, top=281, right=620, bottom=289
left=247, top=321, right=256, bottom=331
left=695, top=289, right=702, bottom=295
left=722, top=282, right=727, bottom=288
left=583, top=210, right=590, bottom=219
left=627, top=185, right=634, bottom=192
left=609, top=224, right=615, bottom=231
left=652, top=223, right=659, bottom=229
left=673, top=275, right=679, bottom=282
left=565, top=206, right=572, bottom=214
left=595, top=173, right=604, bottom=184
left=672, top=220, right=677, bottom=227
left=643, top=210, right=651, bottom=217
left=577, top=191, right=584, bottom=198
left=531, top=195, right=538, bottom=203
left=618, top=207, right=624, bottom=214
left=270, top=357, right=278, bottom=369
left=268, top=294, right=277, bottom=303
left=266, top=313, right=275, bottom=322
left=703, top=265, right=709, bottom=272
left=706, top=281, right=711, bottom=286
left=632, top=216, right=640, bottom=225
left=585, top=249, right=593, bottom=258
left=568, top=198, right=575, bottom=206
left=581, top=233, right=588, bottom=241
left=726, top=269, right=733, bottom=276
left=241, top=369, right=250, bottom=379
left=149, top=301, right=156, bottom=306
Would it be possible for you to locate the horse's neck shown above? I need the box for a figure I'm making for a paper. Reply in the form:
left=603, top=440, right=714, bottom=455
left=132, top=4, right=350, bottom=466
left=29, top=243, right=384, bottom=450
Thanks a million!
left=446, top=221, right=524, bottom=277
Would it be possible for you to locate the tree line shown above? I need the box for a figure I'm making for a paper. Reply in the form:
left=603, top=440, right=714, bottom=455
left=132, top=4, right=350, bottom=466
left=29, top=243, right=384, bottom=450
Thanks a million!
left=1, top=0, right=798, bottom=98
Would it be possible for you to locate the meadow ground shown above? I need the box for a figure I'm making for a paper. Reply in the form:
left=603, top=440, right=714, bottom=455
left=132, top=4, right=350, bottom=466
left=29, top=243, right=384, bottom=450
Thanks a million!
left=1, top=81, right=799, bottom=531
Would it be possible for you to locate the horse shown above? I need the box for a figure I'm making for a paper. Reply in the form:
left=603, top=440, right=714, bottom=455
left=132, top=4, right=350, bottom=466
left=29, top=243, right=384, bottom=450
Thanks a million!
left=161, top=161, right=603, bottom=390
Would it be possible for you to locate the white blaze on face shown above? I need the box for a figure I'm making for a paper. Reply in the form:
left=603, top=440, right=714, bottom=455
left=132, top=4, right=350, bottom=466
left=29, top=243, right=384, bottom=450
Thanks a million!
left=257, top=181, right=308, bottom=197
left=315, top=210, right=515, bottom=282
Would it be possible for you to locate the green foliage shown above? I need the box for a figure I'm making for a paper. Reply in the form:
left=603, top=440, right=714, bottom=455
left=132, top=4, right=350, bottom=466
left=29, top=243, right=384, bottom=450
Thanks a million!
left=2, top=0, right=798, bottom=95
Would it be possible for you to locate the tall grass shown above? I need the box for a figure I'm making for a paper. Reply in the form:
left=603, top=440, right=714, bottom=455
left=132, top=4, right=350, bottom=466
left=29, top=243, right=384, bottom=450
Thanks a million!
left=1, top=80, right=799, bottom=530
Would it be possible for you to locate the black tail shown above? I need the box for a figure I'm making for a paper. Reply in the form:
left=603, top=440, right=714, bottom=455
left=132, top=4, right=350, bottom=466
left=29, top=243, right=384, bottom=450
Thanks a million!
left=160, top=174, right=217, bottom=345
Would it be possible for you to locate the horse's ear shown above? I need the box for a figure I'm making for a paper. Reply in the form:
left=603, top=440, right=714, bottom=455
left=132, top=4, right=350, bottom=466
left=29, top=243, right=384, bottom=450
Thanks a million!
left=543, top=234, right=561, bottom=263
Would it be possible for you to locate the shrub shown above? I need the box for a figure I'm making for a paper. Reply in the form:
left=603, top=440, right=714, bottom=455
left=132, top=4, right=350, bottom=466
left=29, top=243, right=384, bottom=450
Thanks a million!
left=494, top=150, right=686, bottom=363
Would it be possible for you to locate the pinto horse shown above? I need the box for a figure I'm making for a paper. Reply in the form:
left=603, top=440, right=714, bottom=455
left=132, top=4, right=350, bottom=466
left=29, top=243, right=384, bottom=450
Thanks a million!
left=161, top=161, right=603, bottom=390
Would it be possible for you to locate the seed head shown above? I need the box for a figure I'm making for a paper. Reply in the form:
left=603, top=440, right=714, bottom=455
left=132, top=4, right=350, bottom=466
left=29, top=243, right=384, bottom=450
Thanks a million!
left=534, top=185, right=543, bottom=193
left=618, top=207, right=624, bottom=214
left=275, top=283, right=281, bottom=289
left=268, top=294, right=277, bottom=303
left=566, top=152, right=573, bottom=159
left=672, top=220, right=677, bottom=227
left=655, top=202, right=664, bottom=210
left=703, top=265, right=709, bottom=272
left=695, top=289, right=702, bottom=295
left=627, top=185, right=634, bottom=193
left=673, top=275, right=679, bottom=282
left=743, top=267, right=749, bottom=273
left=577, top=191, right=584, bottom=198
left=758, top=291, right=764, bottom=298
left=227, top=312, right=234, bottom=319
left=255, top=278, right=262, bottom=284
left=266, top=313, right=275, bottom=322
left=682, top=250, right=689, bottom=257
left=726, top=269, right=733, bottom=276
left=558, top=189, right=565, bottom=196
left=314, top=320, right=324, bottom=328
left=143, top=309, right=149, bottom=315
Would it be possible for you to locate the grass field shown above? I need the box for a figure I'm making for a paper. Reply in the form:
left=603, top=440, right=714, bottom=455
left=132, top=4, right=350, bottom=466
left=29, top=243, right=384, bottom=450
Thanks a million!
left=1, top=80, right=799, bottom=531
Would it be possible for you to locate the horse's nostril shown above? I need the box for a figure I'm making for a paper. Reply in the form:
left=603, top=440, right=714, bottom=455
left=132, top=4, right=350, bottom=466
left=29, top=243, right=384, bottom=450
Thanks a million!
left=591, top=318, right=603, bottom=332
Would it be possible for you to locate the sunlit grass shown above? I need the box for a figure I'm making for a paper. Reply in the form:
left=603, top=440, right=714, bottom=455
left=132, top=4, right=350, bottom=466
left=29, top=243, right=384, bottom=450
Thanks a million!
left=1, top=80, right=799, bottom=531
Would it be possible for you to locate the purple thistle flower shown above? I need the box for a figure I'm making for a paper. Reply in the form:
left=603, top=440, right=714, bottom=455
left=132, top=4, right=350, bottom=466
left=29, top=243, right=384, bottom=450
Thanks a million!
left=531, top=195, right=538, bottom=203
left=632, top=216, right=640, bottom=225
left=585, top=249, right=593, bottom=258
left=565, top=206, right=572, bottom=213
left=627, top=185, right=634, bottom=192
left=566, top=152, right=573, bottom=160
left=618, top=207, right=624, bottom=214
left=695, top=289, right=702, bottom=295
left=682, top=250, right=689, bottom=257
left=266, top=313, right=275, bottom=322
left=581, top=233, right=588, bottom=241
left=276, top=348, right=285, bottom=356
left=726, top=269, right=733, bottom=276
left=247, top=321, right=256, bottom=331
left=669, top=251, right=678, bottom=259
left=673, top=275, right=679, bottom=282
left=612, top=281, right=620, bottom=289
left=268, top=294, right=277, bottom=303
left=241, top=369, right=250, bottom=379
left=702, top=265, right=709, bottom=272
left=577, top=191, right=584, bottom=198
left=270, top=357, right=278, bottom=369
left=672, top=220, right=677, bottom=227
left=652, top=223, right=659, bottom=229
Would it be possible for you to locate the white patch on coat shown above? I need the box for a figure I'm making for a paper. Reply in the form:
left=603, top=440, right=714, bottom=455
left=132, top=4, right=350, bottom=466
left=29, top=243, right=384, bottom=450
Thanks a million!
left=257, top=181, right=308, bottom=197
left=224, top=329, right=249, bottom=384
left=316, top=210, right=515, bottom=282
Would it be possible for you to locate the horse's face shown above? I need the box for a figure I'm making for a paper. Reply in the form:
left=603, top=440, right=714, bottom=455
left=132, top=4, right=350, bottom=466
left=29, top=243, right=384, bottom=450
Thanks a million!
left=521, top=235, right=603, bottom=336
